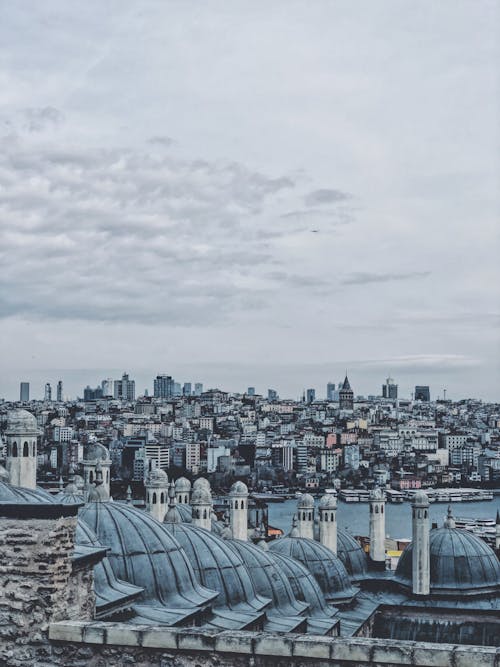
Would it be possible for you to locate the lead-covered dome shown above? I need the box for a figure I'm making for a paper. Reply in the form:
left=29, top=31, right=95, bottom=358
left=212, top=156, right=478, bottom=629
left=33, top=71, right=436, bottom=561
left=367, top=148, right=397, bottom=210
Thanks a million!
left=230, top=481, right=248, bottom=495
left=269, top=536, right=356, bottom=604
left=78, top=501, right=217, bottom=624
left=337, top=529, right=368, bottom=579
left=297, top=493, right=315, bottom=509
left=5, top=409, right=38, bottom=434
left=175, top=477, right=191, bottom=492
left=0, top=479, right=55, bottom=503
left=396, top=526, right=500, bottom=597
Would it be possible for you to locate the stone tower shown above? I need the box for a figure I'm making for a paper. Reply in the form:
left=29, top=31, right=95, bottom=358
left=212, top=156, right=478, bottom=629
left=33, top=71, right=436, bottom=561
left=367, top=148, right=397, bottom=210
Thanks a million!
left=369, top=487, right=386, bottom=568
left=4, top=410, right=39, bottom=489
left=297, top=493, right=315, bottom=540
left=412, top=489, right=430, bottom=596
left=145, top=467, right=169, bottom=522
left=229, top=481, right=249, bottom=541
left=191, top=479, right=212, bottom=531
left=339, top=373, right=354, bottom=411
left=81, top=442, right=111, bottom=500
left=175, top=476, right=191, bottom=505
left=318, top=492, right=337, bottom=554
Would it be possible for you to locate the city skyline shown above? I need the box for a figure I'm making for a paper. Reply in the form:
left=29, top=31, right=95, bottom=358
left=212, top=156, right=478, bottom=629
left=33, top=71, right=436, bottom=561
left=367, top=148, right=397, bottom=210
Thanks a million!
left=1, top=2, right=499, bottom=401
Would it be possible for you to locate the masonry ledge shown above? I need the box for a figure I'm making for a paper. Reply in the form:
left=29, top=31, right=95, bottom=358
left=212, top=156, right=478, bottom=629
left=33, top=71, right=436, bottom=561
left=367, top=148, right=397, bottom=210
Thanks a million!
left=48, top=621, right=499, bottom=666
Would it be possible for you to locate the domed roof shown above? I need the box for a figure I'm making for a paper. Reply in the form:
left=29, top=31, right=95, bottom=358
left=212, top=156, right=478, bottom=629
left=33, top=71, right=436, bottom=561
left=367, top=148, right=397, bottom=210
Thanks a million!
left=192, top=477, right=210, bottom=491
left=5, top=409, right=38, bottom=435
left=227, top=539, right=309, bottom=625
left=175, top=477, right=191, bottom=492
left=78, top=501, right=217, bottom=619
left=412, top=490, right=429, bottom=506
left=268, top=537, right=356, bottom=604
left=0, top=480, right=55, bottom=503
left=83, top=442, right=110, bottom=462
left=319, top=493, right=337, bottom=509
left=168, top=502, right=224, bottom=534
left=230, top=481, right=248, bottom=495
left=370, top=487, right=384, bottom=501
left=146, top=468, right=168, bottom=485
left=191, top=486, right=212, bottom=505
left=337, top=529, right=368, bottom=579
left=55, top=483, right=85, bottom=505
left=395, top=526, right=500, bottom=597
left=163, top=522, right=270, bottom=627
left=297, top=493, right=315, bottom=509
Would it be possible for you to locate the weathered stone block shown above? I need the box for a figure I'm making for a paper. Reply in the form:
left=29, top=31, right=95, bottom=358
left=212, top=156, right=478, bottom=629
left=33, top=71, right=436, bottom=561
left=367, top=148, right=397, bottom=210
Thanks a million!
left=292, top=635, right=332, bottom=659
left=453, top=645, right=497, bottom=667
left=372, top=639, right=415, bottom=665
left=254, top=633, right=294, bottom=657
left=215, top=630, right=255, bottom=654
left=176, top=628, right=218, bottom=652
left=141, top=626, right=178, bottom=649
left=330, top=637, right=372, bottom=662
left=412, top=643, right=455, bottom=667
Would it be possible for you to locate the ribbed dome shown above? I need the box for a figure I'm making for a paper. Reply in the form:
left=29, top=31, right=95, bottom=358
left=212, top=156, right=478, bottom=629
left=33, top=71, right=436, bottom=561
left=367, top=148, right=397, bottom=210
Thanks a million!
left=396, top=527, right=500, bottom=596
left=164, top=523, right=270, bottom=621
left=55, top=486, right=85, bottom=505
left=192, top=477, right=210, bottom=491
left=175, top=477, right=191, bottom=492
left=5, top=409, right=38, bottom=435
left=337, top=529, right=368, bottom=579
left=230, top=481, right=248, bottom=495
left=0, top=480, right=55, bottom=503
left=268, top=537, right=356, bottom=604
left=297, top=493, right=315, bottom=509
left=319, top=493, right=337, bottom=509
left=191, top=486, right=212, bottom=504
left=78, top=501, right=217, bottom=616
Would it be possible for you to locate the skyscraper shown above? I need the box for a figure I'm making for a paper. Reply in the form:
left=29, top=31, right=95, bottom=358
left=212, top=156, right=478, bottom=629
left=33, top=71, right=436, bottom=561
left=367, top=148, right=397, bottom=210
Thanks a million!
left=339, top=374, right=354, bottom=410
left=183, top=382, right=192, bottom=397
left=56, top=380, right=63, bottom=402
left=268, top=388, right=278, bottom=401
left=247, top=387, right=255, bottom=396
left=306, top=388, right=316, bottom=404
left=101, top=378, right=114, bottom=397
left=114, top=373, right=135, bottom=400
left=154, top=374, right=175, bottom=398
left=415, top=386, right=430, bottom=402
left=326, top=382, right=336, bottom=401
left=44, top=383, right=52, bottom=402
left=19, top=382, right=29, bottom=402
left=382, top=377, right=398, bottom=400
left=194, top=382, right=203, bottom=396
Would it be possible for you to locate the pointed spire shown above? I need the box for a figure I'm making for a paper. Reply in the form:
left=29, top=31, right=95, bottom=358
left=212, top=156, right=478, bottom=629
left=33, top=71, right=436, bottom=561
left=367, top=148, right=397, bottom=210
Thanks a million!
left=126, top=485, right=132, bottom=503
left=289, top=513, right=299, bottom=538
left=58, top=475, right=64, bottom=491
left=444, top=504, right=456, bottom=529
left=342, top=372, right=351, bottom=391
left=164, top=482, right=181, bottom=524
left=496, top=509, right=500, bottom=525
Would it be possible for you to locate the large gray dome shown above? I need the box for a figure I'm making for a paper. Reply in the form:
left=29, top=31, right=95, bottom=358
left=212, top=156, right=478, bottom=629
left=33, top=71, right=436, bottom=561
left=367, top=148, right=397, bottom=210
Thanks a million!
left=0, top=480, right=55, bottom=503
left=164, top=523, right=269, bottom=629
left=337, top=529, right=368, bottom=580
left=5, top=409, right=38, bottom=435
left=78, top=501, right=217, bottom=624
left=268, top=536, right=356, bottom=604
left=395, top=527, right=500, bottom=597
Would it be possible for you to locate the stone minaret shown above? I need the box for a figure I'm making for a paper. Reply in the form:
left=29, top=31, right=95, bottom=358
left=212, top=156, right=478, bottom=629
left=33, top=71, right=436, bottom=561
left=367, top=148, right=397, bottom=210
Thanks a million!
left=297, top=493, right=315, bottom=540
left=412, top=490, right=430, bottom=596
left=145, top=467, right=169, bottom=522
left=318, top=492, right=337, bottom=554
left=175, top=477, right=191, bottom=505
left=5, top=410, right=39, bottom=489
left=229, top=481, right=249, bottom=541
left=369, top=487, right=386, bottom=568
left=191, top=482, right=212, bottom=531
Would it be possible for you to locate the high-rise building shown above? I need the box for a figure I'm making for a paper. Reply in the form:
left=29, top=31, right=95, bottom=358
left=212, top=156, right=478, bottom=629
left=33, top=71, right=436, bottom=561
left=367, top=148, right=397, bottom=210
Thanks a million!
left=247, top=387, right=255, bottom=396
left=339, top=374, right=354, bottom=410
left=415, top=386, right=430, bottom=402
left=56, top=380, right=63, bottom=402
left=44, top=383, right=52, bottom=402
left=101, top=378, right=114, bottom=397
left=83, top=385, right=103, bottom=401
left=194, top=382, right=203, bottom=396
left=326, top=382, right=336, bottom=401
left=19, top=382, right=29, bottom=402
left=183, top=382, right=192, bottom=397
left=114, top=373, right=135, bottom=400
left=154, top=374, right=175, bottom=398
left=382, top=377, right=398, bottom=400
left=173, top=382, right=181, bottom=397
left=268, top=388, right=278, bottom=401
left=306, top=388, right=316, bottom=404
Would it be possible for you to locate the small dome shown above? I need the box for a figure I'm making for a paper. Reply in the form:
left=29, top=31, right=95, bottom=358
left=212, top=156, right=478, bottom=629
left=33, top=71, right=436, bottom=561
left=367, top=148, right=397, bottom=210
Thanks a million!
left=175, top=477, right=191, bottom=492
left=319, top=493, right=337, bottom=510
left=230, top=481, right=248, bottom=496
left=0, top=480, right=55, bottom=503
left=297, top=493, right=315, bottom=509
left=192, top=477, right=210, bottom=491
left=5, top=409, right=38, bottom=435
left=412, top=490, right=429, bottom=506
left=146, top=468, right=168, bottom=485
left=268, top=536, right=356, bottom=604
left=191, top=486, right=212, bottom=505
left=87, top=484, right=109, bottom=502
left=370, top=487, right=384, bottom=501
left=83, top=442, right=110, bottom=463
left=396, top=526, right=500, bottom=597
left=337, top=529, right=368, bottom=579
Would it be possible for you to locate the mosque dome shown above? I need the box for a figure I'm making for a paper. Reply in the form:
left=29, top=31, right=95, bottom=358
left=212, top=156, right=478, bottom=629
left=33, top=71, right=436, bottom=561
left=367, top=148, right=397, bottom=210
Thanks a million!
left=0, top=479, right=55, bottom=503
left=370, top=487, right=384, bottom=501
left=55, top=482, right=85, bottom=505
left=297, top=493, right=315, bottom=509
left=395, top=525, right=500, bottom=597
left=146, top=468, right=168, bottom=485
left=78, top=501, right=217, bottom=624
left=191, top=486, right=212, bottom=505
left=175, top=477, right=191, bottom=492
left=164, top=523, right=270, bottom=628
left=318, top=493, right=337, bottom=510
left=5, top=409, right=38, bottom=435
left=268, top=537, right=356, bottom=604
left=412, top=490, right=429, bottom=505
left=230, top=481, right=248, bottom=495
left=168, top=502, right=224, bottom=534
left=192, top=477, right=210, bottom=491
left=83, top=442, right=110, bottom=462
left=337, top=529, right=368, bottom=579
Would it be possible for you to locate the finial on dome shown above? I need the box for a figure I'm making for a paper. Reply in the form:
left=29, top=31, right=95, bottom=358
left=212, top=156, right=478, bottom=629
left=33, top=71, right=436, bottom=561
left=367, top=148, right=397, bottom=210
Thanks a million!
left=289, top=514, right=299, bottom=538
left=444, top=505, right=456, bottom=529
left=164, top=482, right=181, bottom=524
left=126, top=485, right=132, bottom=503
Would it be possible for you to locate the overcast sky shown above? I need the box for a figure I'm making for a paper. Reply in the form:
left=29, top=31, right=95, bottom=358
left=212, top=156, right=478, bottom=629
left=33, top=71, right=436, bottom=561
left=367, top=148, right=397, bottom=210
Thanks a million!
left=1, top=1, right=499, bottom=401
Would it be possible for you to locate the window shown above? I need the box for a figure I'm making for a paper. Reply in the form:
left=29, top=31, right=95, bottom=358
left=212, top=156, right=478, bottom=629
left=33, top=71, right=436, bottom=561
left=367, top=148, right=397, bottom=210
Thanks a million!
left=12, top=442, right=18, bottom=457
left=23, top=442, right=29, bottom=457
left=152, top=492, right=157, bottom=504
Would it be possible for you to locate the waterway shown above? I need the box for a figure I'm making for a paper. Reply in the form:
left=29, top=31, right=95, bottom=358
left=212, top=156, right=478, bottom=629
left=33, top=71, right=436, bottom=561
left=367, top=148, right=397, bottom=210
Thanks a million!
left=267, top=497, right=500, bottom=540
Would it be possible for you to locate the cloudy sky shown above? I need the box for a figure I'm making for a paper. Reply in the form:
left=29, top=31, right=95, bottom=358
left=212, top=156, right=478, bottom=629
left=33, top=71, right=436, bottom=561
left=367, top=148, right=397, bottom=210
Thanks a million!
left=1, top=1, right=499, bottom=401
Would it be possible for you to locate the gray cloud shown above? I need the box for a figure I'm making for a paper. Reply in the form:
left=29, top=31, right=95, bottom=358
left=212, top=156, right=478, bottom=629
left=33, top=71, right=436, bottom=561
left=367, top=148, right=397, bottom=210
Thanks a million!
left=341, top=271, right=431, bottom=286
left=304, top=188, right=351, bottom=206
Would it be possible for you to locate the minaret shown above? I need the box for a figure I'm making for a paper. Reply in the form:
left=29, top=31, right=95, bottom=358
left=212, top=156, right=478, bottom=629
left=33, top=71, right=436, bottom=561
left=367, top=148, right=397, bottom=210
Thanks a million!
left=319, top=492, right=337, bottom=554
left=412, top=490, right=430, bottom=596
left=369, top=487, right=386, bottom=568
left=191, top=481, right=212, bottom=531
left=145, top=466, right=169, bottom=522
left=5, top=409, right=39, bottom=489
left=164, top=482, right=182, bottom=524
left=229, top=481, right=249, bottom=541
left=174, top=477, right=191, bottom=504
left=297, top=493, right=315, bottom=540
